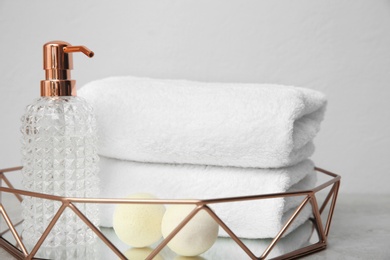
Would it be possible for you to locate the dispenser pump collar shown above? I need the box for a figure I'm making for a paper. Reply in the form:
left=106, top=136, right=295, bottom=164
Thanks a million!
left=40, top=41, right=94, bottom=97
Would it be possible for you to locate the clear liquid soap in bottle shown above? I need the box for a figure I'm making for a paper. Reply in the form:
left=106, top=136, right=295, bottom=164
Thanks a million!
left=21, top=41, right=100, bottom=255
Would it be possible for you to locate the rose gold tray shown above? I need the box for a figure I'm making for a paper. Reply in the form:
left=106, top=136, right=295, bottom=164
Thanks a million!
left=0, top=166, right=340, bottom=260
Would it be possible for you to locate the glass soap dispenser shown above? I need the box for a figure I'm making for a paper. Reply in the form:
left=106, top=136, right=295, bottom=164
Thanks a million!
left=20, top=41, right=100, bottom=255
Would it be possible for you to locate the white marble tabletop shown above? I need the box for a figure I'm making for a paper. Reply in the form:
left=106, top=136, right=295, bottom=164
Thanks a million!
left=1, top=193, right=389, bottom=259
left=301, top=194, right=390, bottom=260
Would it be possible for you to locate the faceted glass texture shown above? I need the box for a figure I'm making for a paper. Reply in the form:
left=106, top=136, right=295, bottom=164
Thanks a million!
left=20, top=96, right=100, bottom=251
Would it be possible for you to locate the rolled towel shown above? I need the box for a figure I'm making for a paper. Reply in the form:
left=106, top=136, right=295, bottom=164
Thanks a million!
left=79, top=76, right=326, bottom=168
left=98, top=157, right=317, bottom=239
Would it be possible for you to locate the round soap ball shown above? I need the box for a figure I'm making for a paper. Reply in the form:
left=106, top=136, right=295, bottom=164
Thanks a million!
left=113, top=193, right=165, bottom=248
left=161, top=205, right=219, bottom=256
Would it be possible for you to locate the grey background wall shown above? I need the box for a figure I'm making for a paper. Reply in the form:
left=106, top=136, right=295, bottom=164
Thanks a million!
left=1, top=0, right=389, bottom=194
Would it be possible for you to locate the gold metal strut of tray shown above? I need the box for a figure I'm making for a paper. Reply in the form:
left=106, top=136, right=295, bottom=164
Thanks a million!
left=0, top=166, right=340, bottom=260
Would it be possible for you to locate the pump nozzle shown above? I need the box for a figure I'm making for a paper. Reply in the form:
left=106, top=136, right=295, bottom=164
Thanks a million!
left=40, top=41, right=94, bottom=97
left=64, top=46, right=94, bottom=58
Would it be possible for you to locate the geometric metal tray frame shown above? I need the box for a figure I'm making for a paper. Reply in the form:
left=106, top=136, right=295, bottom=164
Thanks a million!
left=0, top=166, right=340, bottom=260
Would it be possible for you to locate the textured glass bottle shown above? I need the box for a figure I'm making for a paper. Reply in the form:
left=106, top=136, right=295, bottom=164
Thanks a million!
left=20, top=41, right=99, bottom=256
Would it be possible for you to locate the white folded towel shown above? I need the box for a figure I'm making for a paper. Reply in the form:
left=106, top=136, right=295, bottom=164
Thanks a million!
left=79, top=76, right=326, bottom=168
left=98, top=157, right=317, bottom=239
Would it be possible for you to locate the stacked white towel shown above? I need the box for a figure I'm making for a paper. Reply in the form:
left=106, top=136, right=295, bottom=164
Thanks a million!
left=98, top=157, right=316, bottom=239
left=79, top=76, right=327, bottom=239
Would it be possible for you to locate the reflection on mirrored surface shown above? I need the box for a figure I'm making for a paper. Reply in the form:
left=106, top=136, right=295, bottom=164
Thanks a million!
left=123, top=247, right=164, bottom=260
left=174, top=255, right=206, bottom=260
left=0, top=222, right=319, bottom=260
left=97, top=220, right=318, bottom=260
left=27, top=243, right=100, bottom=260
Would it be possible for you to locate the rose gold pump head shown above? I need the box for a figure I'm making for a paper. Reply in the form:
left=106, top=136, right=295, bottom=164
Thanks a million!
left=40, top=41, right=94, bottom=97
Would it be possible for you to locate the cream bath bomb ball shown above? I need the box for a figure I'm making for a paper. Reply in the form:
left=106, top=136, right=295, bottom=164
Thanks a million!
left=113, top=193, right=165, bottom=248
left=161, top=205, right=219, bottom=256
